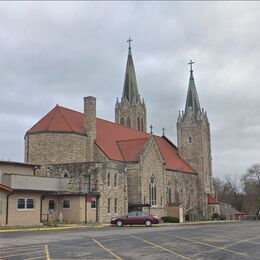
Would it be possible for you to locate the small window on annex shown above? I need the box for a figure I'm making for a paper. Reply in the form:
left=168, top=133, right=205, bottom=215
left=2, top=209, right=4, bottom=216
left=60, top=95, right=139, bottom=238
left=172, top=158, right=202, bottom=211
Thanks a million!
left=17, top=198, right=34, bottom=210
left=188, top=137, right=192, bottom=144
left=91, top=197, right=96, bottom=209
left=49, top=200, right=55, bottom=211
left=63, top=200, right=70, bottom=209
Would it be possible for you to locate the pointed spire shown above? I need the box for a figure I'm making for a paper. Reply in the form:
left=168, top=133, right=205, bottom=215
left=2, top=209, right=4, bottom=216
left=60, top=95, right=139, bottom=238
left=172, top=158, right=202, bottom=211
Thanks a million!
left=185, top=60, right=201, bottom=115
left=122, top=38, right=140, bottom=104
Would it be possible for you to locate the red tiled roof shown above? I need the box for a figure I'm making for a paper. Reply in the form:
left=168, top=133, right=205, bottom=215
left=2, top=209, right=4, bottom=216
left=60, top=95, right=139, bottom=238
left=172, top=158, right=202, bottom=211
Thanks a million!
left=207, top=194, right=219, bottom=204
left=0, top=184, right=13, bottom=193
left=27, top=105, right=195, bottom=174
left=27, top=105, right=84, bottom=134
left=117, top=138, right=147, bottom=161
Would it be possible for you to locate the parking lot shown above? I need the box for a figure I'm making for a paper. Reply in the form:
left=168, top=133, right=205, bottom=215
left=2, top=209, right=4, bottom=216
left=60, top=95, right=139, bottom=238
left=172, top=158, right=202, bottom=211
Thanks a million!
left=0, top=222, right=259, bottom=259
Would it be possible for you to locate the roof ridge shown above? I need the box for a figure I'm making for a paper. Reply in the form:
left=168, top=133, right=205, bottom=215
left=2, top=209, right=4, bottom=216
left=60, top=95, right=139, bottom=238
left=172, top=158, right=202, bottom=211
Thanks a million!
left=45, top=106, right=57, bottom=131
left=97, top=118, right=148, bottom=134
left=57, top=105, right=84, bottom=116
left=116, top=142, right=126, bottom=161
left=116, top=137, right=148, bottom=143
left=57, top=106, right=74, bottom=131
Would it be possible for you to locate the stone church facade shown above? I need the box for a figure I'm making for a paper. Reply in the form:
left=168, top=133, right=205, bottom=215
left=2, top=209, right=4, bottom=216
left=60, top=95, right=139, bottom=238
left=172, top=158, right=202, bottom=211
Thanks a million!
left=18, top=43, right=218, bottom=224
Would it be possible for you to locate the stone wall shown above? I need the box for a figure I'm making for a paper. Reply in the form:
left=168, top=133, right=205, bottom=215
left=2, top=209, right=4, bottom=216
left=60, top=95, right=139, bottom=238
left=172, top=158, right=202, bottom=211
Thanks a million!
left=115, top=99, right=147, bottom=132
left=177, top=110, right=212, bottom=217
left=24, top=133, right=87, bottom=165
left=43, top=161, right=128, bottom=223
left=139, top=137, right=166, bottom=218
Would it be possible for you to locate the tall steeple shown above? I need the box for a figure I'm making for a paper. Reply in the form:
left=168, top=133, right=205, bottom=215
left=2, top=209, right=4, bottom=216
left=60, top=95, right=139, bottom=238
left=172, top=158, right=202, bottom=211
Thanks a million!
left=177, top=60, right=213, bottom=219
left=185, top=60, right=201, bottom=116
left=122, top=38, right=141, bottom=105
left=115, top=38, right=147, bottom=132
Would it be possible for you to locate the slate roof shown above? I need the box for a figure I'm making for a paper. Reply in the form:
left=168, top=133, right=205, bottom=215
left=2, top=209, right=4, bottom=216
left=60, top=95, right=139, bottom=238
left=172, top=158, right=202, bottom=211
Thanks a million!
left=26, top=105, right=196, bottom=174
left=220, top=203, right=244, bottom=216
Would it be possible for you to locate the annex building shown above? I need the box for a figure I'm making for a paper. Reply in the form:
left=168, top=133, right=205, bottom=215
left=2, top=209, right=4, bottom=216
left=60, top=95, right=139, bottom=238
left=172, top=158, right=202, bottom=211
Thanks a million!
left=0, top=41, right=219, bottom=226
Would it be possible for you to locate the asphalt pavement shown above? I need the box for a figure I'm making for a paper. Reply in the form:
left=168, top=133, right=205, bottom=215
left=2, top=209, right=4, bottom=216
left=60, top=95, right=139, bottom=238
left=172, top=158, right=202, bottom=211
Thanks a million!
left=0, top=221, right=259, bottom=259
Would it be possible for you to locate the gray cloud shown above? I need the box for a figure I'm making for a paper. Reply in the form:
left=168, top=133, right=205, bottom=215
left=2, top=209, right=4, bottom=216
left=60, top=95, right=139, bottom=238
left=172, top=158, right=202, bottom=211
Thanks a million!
left=1, top=2, right=260, bottom=178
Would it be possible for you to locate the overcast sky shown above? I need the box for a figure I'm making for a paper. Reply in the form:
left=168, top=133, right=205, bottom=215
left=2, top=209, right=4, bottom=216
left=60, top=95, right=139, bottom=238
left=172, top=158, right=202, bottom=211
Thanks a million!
left=0, top=2, right=260, bottom=179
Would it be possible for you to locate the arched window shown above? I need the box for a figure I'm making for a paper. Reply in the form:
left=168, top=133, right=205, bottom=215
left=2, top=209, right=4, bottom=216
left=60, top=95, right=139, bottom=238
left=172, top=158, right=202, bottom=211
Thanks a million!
left=120, top=117, right=124, bottom=126
left=127, top=116, right=131, bottom=128
left=166, top=181, right=172, bottom=205
left=138, top=117, right=140, bottom=130
left=149, top=175, right=156, bottom=206
left=114, top=173, right=117, bottom=187
left=107, top=172, right=111, bottom=186
left=141, top=118, right=144, bottom=131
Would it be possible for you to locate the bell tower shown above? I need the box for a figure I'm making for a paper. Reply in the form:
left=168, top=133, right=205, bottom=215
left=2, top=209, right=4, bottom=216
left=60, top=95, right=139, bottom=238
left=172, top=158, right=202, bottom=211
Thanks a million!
left=177, top=60, right=214, bottom=218
left=115, top=38, right=147, bottom=132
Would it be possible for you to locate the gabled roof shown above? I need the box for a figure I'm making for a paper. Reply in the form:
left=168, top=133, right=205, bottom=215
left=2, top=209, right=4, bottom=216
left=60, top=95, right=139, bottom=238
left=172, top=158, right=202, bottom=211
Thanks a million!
left=26, top=105, right=195, bottom=174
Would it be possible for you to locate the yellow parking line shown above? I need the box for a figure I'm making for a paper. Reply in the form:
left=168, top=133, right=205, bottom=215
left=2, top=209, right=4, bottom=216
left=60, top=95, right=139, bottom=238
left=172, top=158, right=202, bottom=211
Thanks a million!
left=93, top=238, right=122, bottom=260
left=223, top=235, right=260, bottom=249
left=25, top=256, right=45, bottom=260
left=167, top=234, right=248, bottom=256
left=130, top=235, right=191, bottom=260
left=45, top=244, right=51, bottom=260
left=0, top=251, right=45, bottom=258
left=0, top=245, right=43, bottom=253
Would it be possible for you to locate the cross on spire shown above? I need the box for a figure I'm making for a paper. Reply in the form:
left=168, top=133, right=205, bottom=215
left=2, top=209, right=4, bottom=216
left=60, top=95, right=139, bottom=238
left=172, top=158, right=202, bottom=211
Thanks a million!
left=150, top=124, right=153, bottom=134
left=127, top=37, right=133, bottom=49
left=162, top=128, right=165, bottom=136
left=188, top=59, right=195, bottom=72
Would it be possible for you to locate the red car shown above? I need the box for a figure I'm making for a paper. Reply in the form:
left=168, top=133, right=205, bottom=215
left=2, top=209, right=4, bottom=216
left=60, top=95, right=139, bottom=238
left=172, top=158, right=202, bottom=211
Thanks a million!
left=111, top=211, right=159, bottom=227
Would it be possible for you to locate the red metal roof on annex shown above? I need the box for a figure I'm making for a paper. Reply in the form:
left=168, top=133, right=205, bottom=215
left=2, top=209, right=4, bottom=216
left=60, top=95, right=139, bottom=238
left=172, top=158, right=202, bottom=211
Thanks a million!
left=27, top=105, right=195, bottom=174
left=0, top=184, right=13, bottom=193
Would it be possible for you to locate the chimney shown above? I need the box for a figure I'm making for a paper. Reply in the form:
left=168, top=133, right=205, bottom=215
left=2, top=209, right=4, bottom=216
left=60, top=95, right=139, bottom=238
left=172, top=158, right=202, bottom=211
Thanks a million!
left=84, top=96, right=96, bottom=161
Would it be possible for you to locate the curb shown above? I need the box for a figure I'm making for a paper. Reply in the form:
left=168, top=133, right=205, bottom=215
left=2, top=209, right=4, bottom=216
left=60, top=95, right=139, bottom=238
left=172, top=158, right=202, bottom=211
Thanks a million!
left=0, top=220, right=239, bottom=233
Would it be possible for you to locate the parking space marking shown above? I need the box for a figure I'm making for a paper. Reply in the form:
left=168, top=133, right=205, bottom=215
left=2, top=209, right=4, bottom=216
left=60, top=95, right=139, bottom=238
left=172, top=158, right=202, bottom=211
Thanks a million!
left=223, top=235, right=260, bottom=249
left=0, top=245, right=43, bottom=253
left=164, top=233, right=248, bottom=257
left=0, top=250, right=45, bottom=258
left=198, top=230, right=260, bottom=245
left=45, top=244, right=51, bottom=260
left=93, top=238, right=122, bottom=260
left=25, top=256, right=45, bottom=260
left=130, top=235, right=191, bottom=260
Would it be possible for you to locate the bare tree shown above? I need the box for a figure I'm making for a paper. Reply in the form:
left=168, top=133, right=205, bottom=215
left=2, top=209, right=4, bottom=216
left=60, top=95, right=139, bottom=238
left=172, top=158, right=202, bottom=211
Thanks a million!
left=173, top=175, right=199, bottom=216
left=243, top=164, right=260, bottom=216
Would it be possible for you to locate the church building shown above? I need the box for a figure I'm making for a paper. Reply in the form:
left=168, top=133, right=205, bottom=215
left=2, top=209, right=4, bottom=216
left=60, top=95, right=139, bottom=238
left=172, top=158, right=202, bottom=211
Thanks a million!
left=0, top=40, right=219, bottom=226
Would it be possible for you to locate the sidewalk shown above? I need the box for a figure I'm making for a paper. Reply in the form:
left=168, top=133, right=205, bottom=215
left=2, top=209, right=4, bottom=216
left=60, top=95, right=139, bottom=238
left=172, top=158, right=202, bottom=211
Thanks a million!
left=0, top=220, right=239, bottom=233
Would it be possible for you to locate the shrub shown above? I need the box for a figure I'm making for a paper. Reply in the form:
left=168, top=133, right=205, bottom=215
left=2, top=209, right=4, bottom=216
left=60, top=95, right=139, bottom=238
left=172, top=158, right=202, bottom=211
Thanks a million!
left=161, top=216, right=179, bottom=223
left=219, top=215, right=226, bottom=220
left=211, top=213, right=220, bottom=220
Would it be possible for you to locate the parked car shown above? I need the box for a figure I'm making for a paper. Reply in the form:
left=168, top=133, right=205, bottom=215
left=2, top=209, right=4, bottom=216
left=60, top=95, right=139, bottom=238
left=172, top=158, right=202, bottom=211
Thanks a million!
left=111, top=211, right=159, bottom=227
